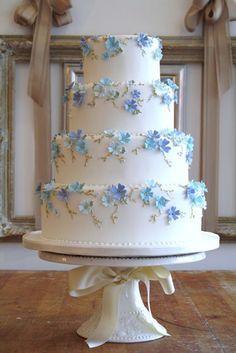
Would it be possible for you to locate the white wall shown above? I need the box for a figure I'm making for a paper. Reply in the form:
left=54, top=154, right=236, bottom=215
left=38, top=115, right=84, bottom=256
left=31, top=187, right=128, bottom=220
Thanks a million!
left=1, top=0, right=236, bottom=270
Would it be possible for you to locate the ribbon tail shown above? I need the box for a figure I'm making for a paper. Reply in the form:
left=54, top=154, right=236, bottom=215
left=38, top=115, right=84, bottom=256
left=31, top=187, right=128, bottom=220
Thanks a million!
left=28, top=0, right=52, bottom=106
left=86, top=283, right=124, bottom=348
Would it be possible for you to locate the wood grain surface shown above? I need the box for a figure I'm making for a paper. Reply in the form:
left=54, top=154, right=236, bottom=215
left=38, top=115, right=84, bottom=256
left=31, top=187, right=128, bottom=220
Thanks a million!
left=0, top=271, right=235, bottom=353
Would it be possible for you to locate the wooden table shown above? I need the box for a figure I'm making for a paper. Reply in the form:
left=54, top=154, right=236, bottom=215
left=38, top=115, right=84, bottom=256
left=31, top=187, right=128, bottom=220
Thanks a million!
left=0, top=271, right=235, bottom=353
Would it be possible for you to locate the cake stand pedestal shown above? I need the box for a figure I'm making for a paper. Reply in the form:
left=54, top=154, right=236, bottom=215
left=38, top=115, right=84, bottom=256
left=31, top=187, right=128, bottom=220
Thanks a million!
left=39, top=251, right=206, bottom=347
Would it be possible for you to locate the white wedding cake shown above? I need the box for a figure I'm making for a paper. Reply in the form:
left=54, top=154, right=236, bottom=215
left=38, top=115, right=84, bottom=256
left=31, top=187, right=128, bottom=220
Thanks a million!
left=24, top=34, right=219, bottom=256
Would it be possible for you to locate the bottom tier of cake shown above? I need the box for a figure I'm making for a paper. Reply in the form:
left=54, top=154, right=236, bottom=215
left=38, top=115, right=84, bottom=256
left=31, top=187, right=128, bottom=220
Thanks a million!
left=30, top=179, right=214, bottom=256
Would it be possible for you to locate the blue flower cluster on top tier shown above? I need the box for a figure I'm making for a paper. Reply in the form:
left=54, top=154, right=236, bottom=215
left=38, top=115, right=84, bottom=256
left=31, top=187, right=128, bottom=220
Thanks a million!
left=79, top=34, right=163, bottom=61
left=40, top=179, right=207, bottom=226
left=152, top=79, right=179, bottom=108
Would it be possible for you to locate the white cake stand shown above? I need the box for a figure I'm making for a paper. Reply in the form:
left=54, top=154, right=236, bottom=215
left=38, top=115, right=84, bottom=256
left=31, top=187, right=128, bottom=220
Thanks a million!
left=38, top=250, right=206, bottom=347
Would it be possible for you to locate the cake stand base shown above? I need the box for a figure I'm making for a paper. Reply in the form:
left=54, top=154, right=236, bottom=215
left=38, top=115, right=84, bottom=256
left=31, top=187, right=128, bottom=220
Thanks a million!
left=39, top=251, right=205, bottom=347
left=77, top=279, right=166, bottom=343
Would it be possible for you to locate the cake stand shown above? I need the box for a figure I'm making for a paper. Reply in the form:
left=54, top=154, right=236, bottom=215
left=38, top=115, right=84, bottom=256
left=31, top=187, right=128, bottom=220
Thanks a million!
left=38, top=250, right=206, bottom=348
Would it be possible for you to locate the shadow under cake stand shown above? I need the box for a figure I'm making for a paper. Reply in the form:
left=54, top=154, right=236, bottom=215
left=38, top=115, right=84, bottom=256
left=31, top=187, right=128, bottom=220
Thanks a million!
left=37, top=250, right=206, bottom=344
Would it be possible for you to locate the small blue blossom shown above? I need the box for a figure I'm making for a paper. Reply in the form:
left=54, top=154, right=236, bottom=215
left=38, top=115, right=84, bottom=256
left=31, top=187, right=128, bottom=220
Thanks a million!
left=131, top=90, right=141, bottom=99
left=167, top=206, right=181, bottom=223
left=118, top=131, right=131, bottom=144
left=153, top=48, right=163, bottom=61
left=144, top=130, right=160, bottom=151
left=124, top=99, right=140, bottom=115
left=103, top=129, right=116, bottom=138
left=137, top=33, right=153, bottom=48
left=51, top=140, right=60, bottom=161
left=101, top=51, right=110, bottom=60
left=68, top=182, right=84, bottom=193
left=75, top=139, right=88, bottom=155
left=186, top=151, right=193, bottom=165
left=93, top=83, right=106, bottom=97
left=155, top=196, right=169, bottom=212
left=165, top=79, right=179, bottom=91
left=110, top=184, right=127, bottom=202
left=140, top=187, right=154, bottom=205
left=101, top=189, right=115, bottom=207
left=57, top=188, right=69, bottom=202
left=73, top=91, right=85, bottom=106
left=147, top=179, right=157, bottom=188
left=80, top=37, right=92, bottom=56
left=44, top=181, right=56, bottom=192
left=69, top=129, right=83, bottom=140
left=79, top=200, right=94, bottom=214
left=105, top=35, right=123, bottom=53
left=108, top=142, right=126, bottom=156
left=162, top=93, right=173, bottom=106
left=158, top=138, right=171, bottom=153
left=100, top=77, right=113, bottom=86
left=187, top=181, right=207, bottom=209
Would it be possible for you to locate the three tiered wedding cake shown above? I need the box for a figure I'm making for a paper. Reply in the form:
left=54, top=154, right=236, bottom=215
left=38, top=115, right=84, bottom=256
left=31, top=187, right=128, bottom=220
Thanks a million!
left=24, top=34, right=219, bottom=256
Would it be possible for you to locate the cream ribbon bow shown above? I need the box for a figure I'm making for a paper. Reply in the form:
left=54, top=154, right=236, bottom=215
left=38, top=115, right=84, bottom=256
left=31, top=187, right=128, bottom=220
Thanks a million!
left=185, top=0, right=233, bottom=232
left=14, top=0, right=72, bottom=106
left=185, top=0, right=233, bottom=96
left=69, top=266, right=175, bottom=348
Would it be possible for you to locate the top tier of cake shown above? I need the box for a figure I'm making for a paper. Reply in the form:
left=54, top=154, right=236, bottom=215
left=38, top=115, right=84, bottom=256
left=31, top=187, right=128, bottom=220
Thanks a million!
left=81, top=34, right=162, bottom=83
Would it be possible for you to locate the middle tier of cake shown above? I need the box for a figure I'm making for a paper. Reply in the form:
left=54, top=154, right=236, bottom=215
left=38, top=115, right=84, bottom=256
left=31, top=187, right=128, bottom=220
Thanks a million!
left=52, top=129, right=193, bottom=185
left=66, top=78, right=178, bottom=133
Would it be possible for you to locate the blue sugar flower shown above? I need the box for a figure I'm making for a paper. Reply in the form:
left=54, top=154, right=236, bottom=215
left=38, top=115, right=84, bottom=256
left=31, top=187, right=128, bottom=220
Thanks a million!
left=167, top=206, right=181, bottom=223
left=106, top=88, right=120, bottom=100
left=69, top=129, right=83, bottom=140
left=186, top=135, right=194, bottom=153
left=147, top=179, right=157, bottom=188
left=186, top=151, right=193, bottom=165
left=124, top=99, right=140, bottom=114
left=101, top=51, right=110, bottom=61
left=68, top=182, right=84, bottom=193
left=140, top=187, right=154, bottom=205
left=131, top=90, right=141, bottom=99
left=137, top=33, right=153, bottom=48
left=103, top=129, right=116, bottom=138
left=110, top=184, right=127, bottom=202
left=51, top=140, right=60, bottom=161
left=73, top=91, right=85, bottom=106
left=100, top=77, right=113, bottom=86
left=165, top=79, right=179, bottom=91
left=152, top=79, right=167, bottom=95
left=187, top=181, right=207, bottom=209
left=108, top=142, right=126, bottom=156
left=101, top=190, right=115, bottom=207
left=162, top=93, right=172, bottom=106
left=75, top=139, right=88, bottom=155
left=158, top=138, right=171, bottom=153
left=57, top=188, right=69, bottom=202
left=155, top=196, right=169, bottom=212
left=79, top=200, right=94, bottom=214
left=80, top=37, right=92, bottom=56
left=153, top=48, right=163, bottom=61
left=44, top=181, right=56, bottom=192
left=118, top=131, right=131, bottom=144
left=105, top=36, right=122, bottom=52
left=144, top=130, right=160, bottom=151
left=93, top=83, right=106, bottom=97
